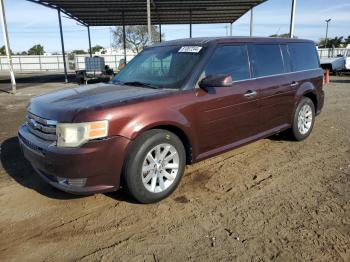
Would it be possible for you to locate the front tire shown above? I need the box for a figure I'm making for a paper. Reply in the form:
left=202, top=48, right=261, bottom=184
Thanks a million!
left=123, top=129, right=186, bottom=203
left=290, top=97, right=315, bottom=141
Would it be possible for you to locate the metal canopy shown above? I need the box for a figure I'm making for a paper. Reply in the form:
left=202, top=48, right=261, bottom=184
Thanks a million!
left=28, top=0, right=266, bottom=26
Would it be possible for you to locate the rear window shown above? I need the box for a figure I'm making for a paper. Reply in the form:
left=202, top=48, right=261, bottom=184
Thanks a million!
left=288, top=43, right=319, bottom=71
left=204, top=45, right=250, bottom=82
left=249, top=44, right=285, bottom=77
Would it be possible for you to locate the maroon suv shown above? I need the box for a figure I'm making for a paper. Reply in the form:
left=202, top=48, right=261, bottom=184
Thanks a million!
left=19, top=37, right=324, bottom=203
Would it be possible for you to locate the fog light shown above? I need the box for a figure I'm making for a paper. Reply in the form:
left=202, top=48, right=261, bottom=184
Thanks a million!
left=57, top=177, right=87, bottom=187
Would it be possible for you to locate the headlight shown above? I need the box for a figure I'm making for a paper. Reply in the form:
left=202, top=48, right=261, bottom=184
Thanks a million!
left=56, top=120, right=108, bottom=147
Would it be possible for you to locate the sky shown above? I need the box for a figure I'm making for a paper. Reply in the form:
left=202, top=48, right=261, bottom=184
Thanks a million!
left=0, top=0, right=349, bottom=53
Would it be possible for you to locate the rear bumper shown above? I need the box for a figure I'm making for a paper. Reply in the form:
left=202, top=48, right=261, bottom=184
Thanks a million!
left=18, top=124, right=131, bottom=195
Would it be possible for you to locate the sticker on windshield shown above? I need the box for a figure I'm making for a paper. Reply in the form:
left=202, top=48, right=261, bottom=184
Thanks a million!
left=178, top=46, right=202, bottom=53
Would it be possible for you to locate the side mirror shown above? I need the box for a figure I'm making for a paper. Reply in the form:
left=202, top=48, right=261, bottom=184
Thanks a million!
left=199, top=74, right=233, bottom=89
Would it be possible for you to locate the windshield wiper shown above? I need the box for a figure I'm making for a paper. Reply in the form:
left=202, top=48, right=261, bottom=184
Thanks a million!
left=123, top=81, right=159, bottom=89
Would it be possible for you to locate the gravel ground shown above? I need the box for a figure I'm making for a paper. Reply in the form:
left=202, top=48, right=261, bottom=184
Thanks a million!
left=0, top=74, right=349, bottom=261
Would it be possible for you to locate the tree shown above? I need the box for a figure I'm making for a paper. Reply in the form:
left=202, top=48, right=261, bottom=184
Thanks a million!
left=89, top=45, right=104, bottom=54
left=15, top=51, right=27, bottom=55
left=0, top=45, right=13, bottom=55
left=112, top=25, right=163, bottom=53
left=71, top=49, right=87, bottom=55
left=28, top=44, right=45, bottom=55
left=269, top=33, right=291, bottom=38
left=319, top=36, right=344, bottom=48
left=344, top=35, right=350, bottom=46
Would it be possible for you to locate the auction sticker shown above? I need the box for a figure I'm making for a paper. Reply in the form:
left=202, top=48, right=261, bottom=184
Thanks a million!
left=178, top=46, right=202, bottom=53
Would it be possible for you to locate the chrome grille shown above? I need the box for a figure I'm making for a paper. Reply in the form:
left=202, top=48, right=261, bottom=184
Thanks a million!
left=26, top=112, right=57, bottom=142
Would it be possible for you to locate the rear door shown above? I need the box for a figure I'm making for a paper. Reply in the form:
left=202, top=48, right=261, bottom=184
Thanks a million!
left=248, top=44, right=294, bottom=132
left=194, top=44, right=260, bottom=155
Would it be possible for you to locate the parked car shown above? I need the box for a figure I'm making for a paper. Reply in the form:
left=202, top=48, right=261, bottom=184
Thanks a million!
left=345, top=49, right=350, bottom=71
left=320, top=49, right=350, bottom=74
left=320, top=56, right=346, bottom=74
left=18, top=37, right=324, bottom=203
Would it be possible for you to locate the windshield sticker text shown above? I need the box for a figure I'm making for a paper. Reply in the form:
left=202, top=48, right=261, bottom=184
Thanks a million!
left=178, top=46, right=202, bottom=53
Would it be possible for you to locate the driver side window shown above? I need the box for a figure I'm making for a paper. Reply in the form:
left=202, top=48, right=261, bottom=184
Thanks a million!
left=204, top=45, right=251, bottom=82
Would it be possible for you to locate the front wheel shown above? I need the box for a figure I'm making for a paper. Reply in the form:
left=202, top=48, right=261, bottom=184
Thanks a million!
left=290, top=97, right=315, bottom=141
left=123, top=129, right=186, bottom=203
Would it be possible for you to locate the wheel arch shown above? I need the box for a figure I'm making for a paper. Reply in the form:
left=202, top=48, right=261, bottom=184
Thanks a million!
left=129, top=122, right=194, bottom=165
left=303, top=91, right=318, bottom=111
left=149, top=125, right=193, bottom=165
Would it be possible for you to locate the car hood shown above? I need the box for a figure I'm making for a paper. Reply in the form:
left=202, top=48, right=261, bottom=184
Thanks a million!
left=28, top=82, right=175, bottom=122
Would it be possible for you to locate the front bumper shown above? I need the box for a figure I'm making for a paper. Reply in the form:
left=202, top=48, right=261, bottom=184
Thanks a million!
left=18, top=124, right=131, bottom=195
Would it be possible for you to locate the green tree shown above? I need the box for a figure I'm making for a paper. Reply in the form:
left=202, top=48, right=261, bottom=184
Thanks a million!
left=112, top=25, right=164, bottom=53
left=15, top=51, right=27, bottom=55
left=269, top=33, right=291, bottom=38
left=71, top=49, right=87, bottom=55
left=89, top=45, right=104, bottom=54
left=319, top=36, right=344, bottom=48
left=0, top=45, right=13, bottom=55
left=28, top=44, right=45, bottom=55
left=344, top=35, right=350, bottom=46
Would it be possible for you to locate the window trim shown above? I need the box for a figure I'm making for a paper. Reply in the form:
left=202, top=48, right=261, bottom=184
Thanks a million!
left=232, top=68, right=321, bottom=84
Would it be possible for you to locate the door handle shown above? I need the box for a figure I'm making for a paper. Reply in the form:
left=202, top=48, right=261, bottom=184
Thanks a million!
left=290, top=81, right=299, bottom=87
left=244, top=90, right=257, bottom=97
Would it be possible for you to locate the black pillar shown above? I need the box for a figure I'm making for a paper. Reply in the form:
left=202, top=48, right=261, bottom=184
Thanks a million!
left=87, top=25, right=92, bottom=57
left=57, top=8, right=68, bottom=83
left=122, top=11, right=127, bottom=63
left=189, top=9, right=192, bottom=38
left=159, top=24, right=162, bottom=42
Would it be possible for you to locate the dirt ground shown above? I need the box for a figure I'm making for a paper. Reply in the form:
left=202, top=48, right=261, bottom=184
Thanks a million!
left=0, top=73, right=349, bottom=261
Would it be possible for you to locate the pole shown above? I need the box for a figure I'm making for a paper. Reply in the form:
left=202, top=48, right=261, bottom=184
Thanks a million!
left=57, top=8, right=68, bottom=83
left=189, top=9, right=192, bottom=38
left=87, top=25, right=92, bottom=57
left=159, top=24, right=162, bottom=42
left=289, top=0, right=296, bottom=38
left=147, top=0, right=152, bottom=44
left=250, top=8, right=253, bottom=37
left=230, top=23, right=233, bottom=36
left=0, top=0, right=16, bottom=93
left=325, top=19, right=331, bottom=48
left=122, top=11, right=127, bottom=63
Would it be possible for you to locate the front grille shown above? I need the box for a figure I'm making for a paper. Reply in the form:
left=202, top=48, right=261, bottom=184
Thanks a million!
left=26, top=112, right=57, bottom=142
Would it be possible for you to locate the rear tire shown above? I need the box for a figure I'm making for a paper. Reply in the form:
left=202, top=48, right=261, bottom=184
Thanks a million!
left=123, top=129, right=186, bottom=203
left=290, top=97, right=315, bottom=141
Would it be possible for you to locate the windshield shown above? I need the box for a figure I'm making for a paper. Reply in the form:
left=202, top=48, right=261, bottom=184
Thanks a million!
left=113, top=45, right=204, bottom=89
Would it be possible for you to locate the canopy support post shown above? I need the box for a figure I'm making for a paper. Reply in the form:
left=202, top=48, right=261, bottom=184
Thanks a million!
left=57, top=8, right=68, bottom=83
left=87, top=25, right=92, bottom=57
left=189, top=9, right=192, bottom=38
left=147, top=0, right=152, bottom=44
left=190, top=9, right=192, bottom=38
left=250, top=8, right=253, bottom=37
left=289, top=0, right=296, bottom=38
left=159, top=24, right=162, bottom=42
left=230, top=22, right=233, bottom=36
left=122, top=11, right=127, bottom=63
left=0, top=0, right=16, bottom=93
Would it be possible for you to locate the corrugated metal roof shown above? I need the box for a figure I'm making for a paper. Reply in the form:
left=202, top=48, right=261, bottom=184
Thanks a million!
left=27, top=0, right=266, bottom=26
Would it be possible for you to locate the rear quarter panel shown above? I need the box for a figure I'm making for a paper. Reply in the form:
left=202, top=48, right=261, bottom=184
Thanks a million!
left=292, top=68, right=324, bottom=118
